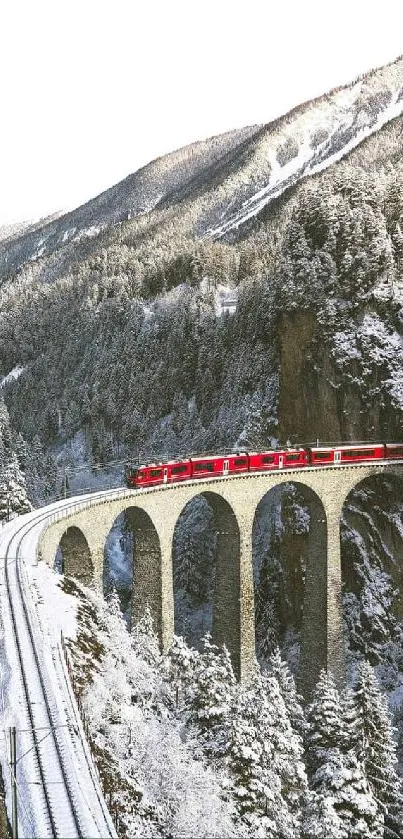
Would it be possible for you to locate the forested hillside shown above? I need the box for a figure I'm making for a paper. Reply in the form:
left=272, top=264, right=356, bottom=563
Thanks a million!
left=1, top=58, right=403, bottom=480
left=2, top=49, right=403, bottom=838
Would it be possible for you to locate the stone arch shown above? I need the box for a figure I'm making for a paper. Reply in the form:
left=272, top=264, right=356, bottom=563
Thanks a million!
left=119, top=505, right=163, bottom=640
left=252, top=480, right=328, bottom=699
left=173, top=491, right=241, bottom=677
left=340, top=471, right=403, bottom=673
left=59, top=526, right=93, bottom=586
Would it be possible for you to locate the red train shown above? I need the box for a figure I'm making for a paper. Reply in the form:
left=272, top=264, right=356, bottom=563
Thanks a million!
left=125, top=442, right=403, bottom=489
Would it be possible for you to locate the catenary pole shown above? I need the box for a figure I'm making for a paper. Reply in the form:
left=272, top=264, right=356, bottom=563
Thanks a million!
left=10, top=726, right=18, bottom=839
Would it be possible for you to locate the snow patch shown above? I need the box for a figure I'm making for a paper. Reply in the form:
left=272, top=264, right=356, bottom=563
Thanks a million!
left=61, top=226, right=77, bottom=243
left=0, top=364, right=25, bottom=387
left=73, top=225, right=101, bottom=242
left=29, top=244, right=46, bottom=261
left=31, top=562, right=79, bottom=642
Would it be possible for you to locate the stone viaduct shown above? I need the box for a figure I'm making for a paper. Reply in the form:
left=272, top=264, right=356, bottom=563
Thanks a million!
left=37, top=463, right=403, bottom=699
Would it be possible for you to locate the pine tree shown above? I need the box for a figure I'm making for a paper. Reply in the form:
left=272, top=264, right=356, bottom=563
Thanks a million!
left=302, top=791, right=346, bottom=839
left=0, top=453, right=31, bottom=520
left=0, top=398, right=31, bottom=519
left=305, top=670, right=383, bottom=838
left=164, top=635, right=197, bottom=708
left=350, top=662, right=403, bottom=839
left=12, top=431, right=28, bottom=471
left=270, top=646, right=306, bottom=737
left=228, top=667, right=307, bottom=838
left=189, top=634, right=236, bottom=756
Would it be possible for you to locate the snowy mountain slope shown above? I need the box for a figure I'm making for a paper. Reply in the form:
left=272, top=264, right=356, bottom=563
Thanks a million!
left=2, top=56, right=403, bottom=284
left=204, top=75, right=403, bottom=238
left=0, top=125, right=261, bottom=282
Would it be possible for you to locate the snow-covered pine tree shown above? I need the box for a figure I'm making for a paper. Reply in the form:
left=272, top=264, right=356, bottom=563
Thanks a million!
left=254, top=548, right=280, bottom=663
left=173, top=497, right=216, bottom=604
left=0, top=398, right=31, bottom=520
left=302, top=791, right=346, bottom=839
left=305, top=670, right=383, bottom=838
left=164, top=634, right=197, bottom=708
left=227, top=666, right=307, bottom=839
left=189, top=633, right=236, bottom=757
left=350, top=661, right=403, bottom=839
left=23, top=433, right=57, bottom=506
left=270, top=646, right=306, bottom=736
left=131, top=606, right=160, bottom=666
left=12, top=430, right=28, bottom=470
left=0, top=453, right=32, bottom=520
left=305, top=670, right=346, bottom=771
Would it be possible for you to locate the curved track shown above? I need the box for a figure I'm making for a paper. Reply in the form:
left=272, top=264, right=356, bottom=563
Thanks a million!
left=0, top=500, right=117, bottom=839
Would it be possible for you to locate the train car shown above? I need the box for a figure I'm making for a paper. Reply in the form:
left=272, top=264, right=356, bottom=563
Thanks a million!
left=189, top=453, right=248, bottom=480
left=125, top=460, right=193, bottom=488
left=338, top=443, right=385, bottom=463
left=308, top=443, right=385, bottom=466
left=249, top=449, right=309, bottom=471
left=385, top=443, right=403, bottom=460
left=166, top=460, right=193, bottom=483
left=307, top=446, right=334, bottom=466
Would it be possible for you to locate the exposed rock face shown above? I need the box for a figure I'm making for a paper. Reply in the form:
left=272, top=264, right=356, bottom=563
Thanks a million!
left=277, top=305, right=403, bottom=444
left=277, top=310, right=342, bottom=443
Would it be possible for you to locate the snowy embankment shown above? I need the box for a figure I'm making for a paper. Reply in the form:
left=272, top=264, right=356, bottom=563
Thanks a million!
left=0, top=495, right=119, bottom=839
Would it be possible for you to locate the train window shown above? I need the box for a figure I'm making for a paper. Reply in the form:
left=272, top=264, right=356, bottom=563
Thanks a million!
left=342, top=449, right=375, bottom=458
left=286, top=453, right=300, bottom=461
left=126, top=467, right=138, bottom=478
left=387, top=446, right=403, bottom=456
left=194, top=462, right=214, bottom=472
left=313, top=451, right=331, bottom=460
left=171, top=464, right=189, bottom=475
left=149, top=469, right=163, bottom=478
left=235, top=458, right=247, bottom=466
left=262, top=455, right=275, bottom=464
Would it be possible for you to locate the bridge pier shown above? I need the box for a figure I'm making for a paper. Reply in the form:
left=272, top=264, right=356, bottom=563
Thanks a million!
left=156, top=529, right=175, bottom=653
left=126, top=507, right=164, bottom=641
left=297, top=496, right=346, bottom=700
left=325, top=501, right=346, bottom=693
left=237, top=524, right=256, bottom=682
left=58, top=526, right=94, bottom=587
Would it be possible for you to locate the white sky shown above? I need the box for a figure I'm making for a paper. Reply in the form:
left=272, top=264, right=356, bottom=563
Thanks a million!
left=1, top=0, right=402, bottom=226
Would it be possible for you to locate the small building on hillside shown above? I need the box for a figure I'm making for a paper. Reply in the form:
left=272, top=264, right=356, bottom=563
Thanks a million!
left=219, top=289, right=238, bottom=315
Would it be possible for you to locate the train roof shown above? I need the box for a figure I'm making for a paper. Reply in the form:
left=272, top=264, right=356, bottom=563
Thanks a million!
left=309, top=443, right=381, bottom=451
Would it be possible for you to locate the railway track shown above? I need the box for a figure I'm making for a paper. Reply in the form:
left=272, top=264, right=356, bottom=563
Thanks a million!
left=0, top=503, right=117, bottom=839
